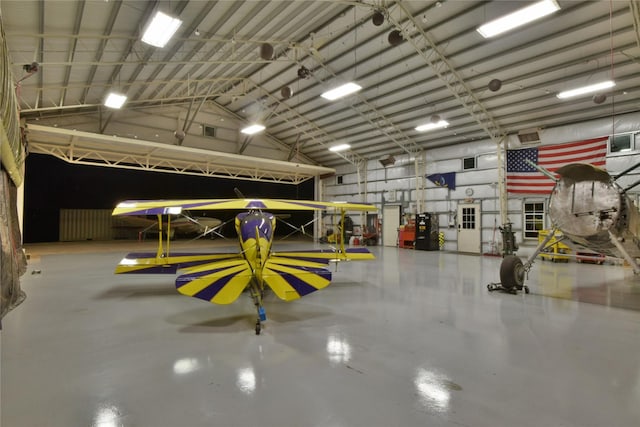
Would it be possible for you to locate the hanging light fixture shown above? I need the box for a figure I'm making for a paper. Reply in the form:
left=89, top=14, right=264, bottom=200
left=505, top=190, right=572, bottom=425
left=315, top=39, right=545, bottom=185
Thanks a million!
left=104, top=92, right=127, bottom=109
left=141, top=11, right=182, bottom=48
left=476, top=0, right=560, bottom=38
left=556, top=80, right=615, bottom=99
left=329, top=144, right=351, bottom=152
left=415, top=120, right=449, bottom=132
left=321, top=83, right=362, bottom=101
left=241, top=124, right=265, bottom=135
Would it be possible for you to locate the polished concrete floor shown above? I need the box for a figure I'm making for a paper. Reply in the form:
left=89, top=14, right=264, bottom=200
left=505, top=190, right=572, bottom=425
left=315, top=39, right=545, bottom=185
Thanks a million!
left=2, top=241, right=640, bottom=427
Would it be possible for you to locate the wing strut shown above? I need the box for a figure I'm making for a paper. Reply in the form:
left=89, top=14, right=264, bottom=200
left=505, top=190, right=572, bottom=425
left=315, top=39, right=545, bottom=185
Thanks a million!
left=155, top=214, right=172, bottom=261
left=156, top=214, right=164, bottom=259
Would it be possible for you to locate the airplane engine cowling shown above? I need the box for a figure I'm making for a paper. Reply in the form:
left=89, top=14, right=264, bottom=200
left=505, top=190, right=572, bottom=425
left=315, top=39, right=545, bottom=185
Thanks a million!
left=549, top=178, right=622, bottom=238
left=548, top=177, right=625, bottom=255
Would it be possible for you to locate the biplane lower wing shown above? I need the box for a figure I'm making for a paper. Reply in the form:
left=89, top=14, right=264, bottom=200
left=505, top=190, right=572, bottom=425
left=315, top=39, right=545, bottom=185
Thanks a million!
left=115, top=252, right=240, bottom=274
left=274, top=247, right=375, bottom=262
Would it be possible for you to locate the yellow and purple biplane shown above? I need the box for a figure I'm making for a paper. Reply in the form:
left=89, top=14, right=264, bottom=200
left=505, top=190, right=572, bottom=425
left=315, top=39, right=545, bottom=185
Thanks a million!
left=112, top=198, right=377, bottom=334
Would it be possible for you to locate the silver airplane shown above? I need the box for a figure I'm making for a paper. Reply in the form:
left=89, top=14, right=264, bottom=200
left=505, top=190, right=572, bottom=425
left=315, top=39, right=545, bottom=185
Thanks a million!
left=491, top=162, right=640, bottom=293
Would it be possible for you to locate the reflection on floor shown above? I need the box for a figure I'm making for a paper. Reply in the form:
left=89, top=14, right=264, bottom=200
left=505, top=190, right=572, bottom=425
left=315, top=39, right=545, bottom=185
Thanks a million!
left=531, top=258, right=640, bottom=311
left=2, top=242, right=640, bottom=427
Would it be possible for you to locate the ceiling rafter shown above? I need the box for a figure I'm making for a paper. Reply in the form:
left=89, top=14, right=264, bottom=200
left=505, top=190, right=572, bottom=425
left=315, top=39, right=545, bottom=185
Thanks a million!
left=80, top=0, right=123, bottom=104
left=247, top=79, right=367, bottom=166
left=26, top=124, right=333, bottom=185
left=388, top=1, right=506, bottom=144
left=5, top=0, right=638, bottom=172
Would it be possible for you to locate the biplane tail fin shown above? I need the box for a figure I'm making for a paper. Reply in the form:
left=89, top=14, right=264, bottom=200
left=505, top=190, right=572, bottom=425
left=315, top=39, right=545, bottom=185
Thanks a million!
left=114, top=252, right=240, bottom=274
left=175, top=258, right=253, bottom=304
left=263, top=257, right=332, bottom=301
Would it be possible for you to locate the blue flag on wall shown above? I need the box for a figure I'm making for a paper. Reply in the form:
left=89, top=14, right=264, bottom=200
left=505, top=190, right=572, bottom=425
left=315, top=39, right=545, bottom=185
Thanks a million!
left=426, top=172, right=456, bottom=190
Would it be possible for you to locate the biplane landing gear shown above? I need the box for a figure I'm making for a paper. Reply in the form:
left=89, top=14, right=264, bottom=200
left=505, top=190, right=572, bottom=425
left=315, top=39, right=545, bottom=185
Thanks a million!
left=255, top=307, right=266, bottom=335
left=487, top=255, right=530, bottom=294
left=250, top=280, right=267, bottom=335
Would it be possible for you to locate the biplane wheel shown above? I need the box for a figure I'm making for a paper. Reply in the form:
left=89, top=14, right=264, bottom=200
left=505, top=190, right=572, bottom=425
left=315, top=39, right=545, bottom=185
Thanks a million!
left=524, top=286, right=530, bottom=294
left=255, top=321, right=261, bottom=335
left=500, top=255, right=525, bottom=291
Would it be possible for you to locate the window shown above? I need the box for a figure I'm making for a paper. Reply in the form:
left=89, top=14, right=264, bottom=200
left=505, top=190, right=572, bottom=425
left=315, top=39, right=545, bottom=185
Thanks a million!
left=463, top=157, right=476, bottom=170
left=610, top=134, right=631, bottom=153
left=203, top=125, right=216, bottom=138
left=461, top=207, right=476, bottom=229
left=523, top=201, right=545, bottom=239
left=337, top=175, right=343, bottom=185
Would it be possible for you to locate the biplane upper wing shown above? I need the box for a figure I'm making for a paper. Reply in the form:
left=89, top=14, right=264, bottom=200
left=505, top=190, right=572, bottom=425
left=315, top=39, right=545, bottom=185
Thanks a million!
left=113, top=198, right=376, bottom=216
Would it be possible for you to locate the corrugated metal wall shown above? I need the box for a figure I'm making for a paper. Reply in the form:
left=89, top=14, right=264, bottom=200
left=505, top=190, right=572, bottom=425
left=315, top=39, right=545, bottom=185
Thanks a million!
left=59, top=209, right=114, bottom=241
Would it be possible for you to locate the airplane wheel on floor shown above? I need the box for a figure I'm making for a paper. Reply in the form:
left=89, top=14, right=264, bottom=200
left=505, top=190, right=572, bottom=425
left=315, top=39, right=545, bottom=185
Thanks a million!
left=255, top=321, right=261, bottom=335
left=500, top=255, right=525, bottom=291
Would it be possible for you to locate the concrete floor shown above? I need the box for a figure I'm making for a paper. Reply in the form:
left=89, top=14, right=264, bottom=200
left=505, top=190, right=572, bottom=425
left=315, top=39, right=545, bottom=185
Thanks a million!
left=2, top=241, right=640, bottom=427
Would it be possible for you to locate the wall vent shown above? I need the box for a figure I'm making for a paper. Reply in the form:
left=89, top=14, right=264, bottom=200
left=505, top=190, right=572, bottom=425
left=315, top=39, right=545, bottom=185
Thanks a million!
left=203, top=125, right=216, bottom=138
left=517, top=128, right=541, bottom=145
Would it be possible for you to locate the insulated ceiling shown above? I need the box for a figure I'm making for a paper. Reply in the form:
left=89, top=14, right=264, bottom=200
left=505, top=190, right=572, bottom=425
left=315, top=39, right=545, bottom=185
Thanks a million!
left=2, top=0, right=639, bottom=171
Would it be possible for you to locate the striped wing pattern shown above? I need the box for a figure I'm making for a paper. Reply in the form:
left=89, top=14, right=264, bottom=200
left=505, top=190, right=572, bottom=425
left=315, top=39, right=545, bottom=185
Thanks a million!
left=274, top=247, right=375, bottom=262
left=113, top=198, right=376, bottom=216
left=176, top=258, right=253, bottom=304
left=263, top=258, right=332, bottom=301
left=115, top=252, right=240, bottom=274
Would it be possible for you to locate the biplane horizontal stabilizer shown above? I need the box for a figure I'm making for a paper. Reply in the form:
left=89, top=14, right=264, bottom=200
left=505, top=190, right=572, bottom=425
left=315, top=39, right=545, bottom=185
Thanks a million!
left=114, top=252, right=240, bottom=274
left=263, top=258, right=332, bottom=301
left=176, top=258, right=252, bottom=304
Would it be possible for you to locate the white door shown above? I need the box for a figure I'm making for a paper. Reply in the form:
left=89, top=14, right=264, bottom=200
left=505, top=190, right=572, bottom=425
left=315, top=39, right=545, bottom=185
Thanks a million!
left=382, top=205, right=401, bottom=247
left=457, top=203, right=481, bottom=253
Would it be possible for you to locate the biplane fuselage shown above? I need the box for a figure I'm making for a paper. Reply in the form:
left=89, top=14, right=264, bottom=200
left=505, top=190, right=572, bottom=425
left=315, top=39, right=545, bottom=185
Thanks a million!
left=236, top=211, right=275, bottom=281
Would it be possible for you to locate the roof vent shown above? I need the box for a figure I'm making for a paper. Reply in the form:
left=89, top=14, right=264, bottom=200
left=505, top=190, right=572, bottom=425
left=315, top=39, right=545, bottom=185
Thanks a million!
left=379, top=155, right=396, bottom=167
left=517, top=128, right=541, bottom=145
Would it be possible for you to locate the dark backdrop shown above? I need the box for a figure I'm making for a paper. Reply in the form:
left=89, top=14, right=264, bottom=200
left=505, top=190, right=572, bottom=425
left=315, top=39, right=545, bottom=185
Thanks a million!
left=24, top=153, right=315, bottom=243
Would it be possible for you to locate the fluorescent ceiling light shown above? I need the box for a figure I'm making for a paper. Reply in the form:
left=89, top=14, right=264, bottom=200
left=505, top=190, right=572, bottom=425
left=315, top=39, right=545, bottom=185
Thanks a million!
left=141, top=11, right=182, bottom=48
left=329, top=144, right=351, bottom=152
left=241, top=124, right=265, bottom=135
left=415, top=120, right=449, bottom=132
left=104, top=92, right=127, bottom=109
left=321, top=82, right=362, bottom=101
left=477, top=0, right=560, bottom=38
left=556, top=80, right=615, bottom=99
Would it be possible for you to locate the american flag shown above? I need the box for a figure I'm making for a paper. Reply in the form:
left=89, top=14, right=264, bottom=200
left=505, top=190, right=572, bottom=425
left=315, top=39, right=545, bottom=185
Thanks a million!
left=506, top=137, right=608, bottom=194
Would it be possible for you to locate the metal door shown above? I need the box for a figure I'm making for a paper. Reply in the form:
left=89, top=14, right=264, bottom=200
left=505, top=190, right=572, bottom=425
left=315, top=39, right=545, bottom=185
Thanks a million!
left=457, top=203, right=481, bottom=253
left=382, top=205, right=401, bottom=247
